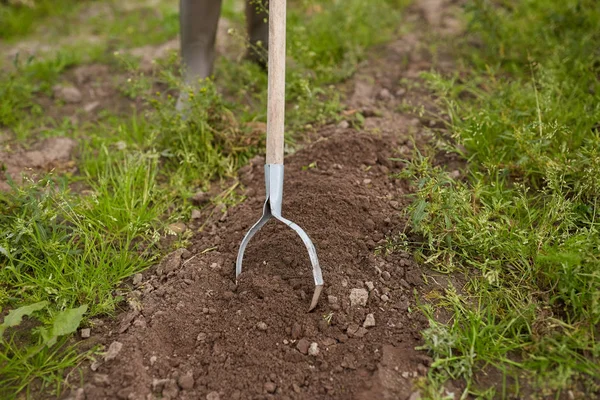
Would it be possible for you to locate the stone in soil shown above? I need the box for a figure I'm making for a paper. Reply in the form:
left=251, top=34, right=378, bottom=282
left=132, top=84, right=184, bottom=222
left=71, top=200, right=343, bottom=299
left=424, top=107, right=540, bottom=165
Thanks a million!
left=80, top=328, right=91, bottom=338
left=308, top=342, right=320, bottom=356
left=177, top=372, right=194, bottom=390
left=349, top=288, right=369, bottom=307
left=103, top=341, right=123, bottom=362
left=363, top=313, right=376, bottom=328
left=264, top=382, right=276, bottom=393
left=256, top=321, right=268, bottom=331
left=296, top=338, right=310, bottom=355
left=53, top=85, right=82, bottom=103
left=206, top=391, right=220, bottom=400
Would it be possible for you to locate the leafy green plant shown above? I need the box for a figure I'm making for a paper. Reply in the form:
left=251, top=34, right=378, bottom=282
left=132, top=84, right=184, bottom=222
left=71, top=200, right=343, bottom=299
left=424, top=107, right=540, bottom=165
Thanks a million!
left=0, top=301, right=89, bottom=397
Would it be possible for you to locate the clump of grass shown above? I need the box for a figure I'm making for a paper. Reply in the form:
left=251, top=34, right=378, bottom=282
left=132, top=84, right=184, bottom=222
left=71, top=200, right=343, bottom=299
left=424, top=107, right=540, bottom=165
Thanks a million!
left=400, top=0, right=600, bottom=397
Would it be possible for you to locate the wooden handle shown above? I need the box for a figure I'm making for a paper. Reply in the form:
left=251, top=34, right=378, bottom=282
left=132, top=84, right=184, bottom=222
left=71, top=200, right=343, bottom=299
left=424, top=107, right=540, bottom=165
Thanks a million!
left=266, top=0, right=286, bottom=165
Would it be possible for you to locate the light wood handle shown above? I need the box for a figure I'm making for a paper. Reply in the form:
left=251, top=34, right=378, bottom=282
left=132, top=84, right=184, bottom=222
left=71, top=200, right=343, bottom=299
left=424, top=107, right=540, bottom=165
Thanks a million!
left=265, top=0, right=286, bottom=165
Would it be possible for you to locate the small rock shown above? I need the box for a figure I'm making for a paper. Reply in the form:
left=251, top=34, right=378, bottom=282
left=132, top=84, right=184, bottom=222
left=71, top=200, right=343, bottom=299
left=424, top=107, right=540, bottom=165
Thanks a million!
left=327, top=295, right=339, bottom=305
left=349, top=288, right=368, bottom=307
left=378, top=88, right=392, bottom=100
left=132, top=273, right=143, bottom=286
left=150, top=356, right=157, bottom=366
left=80, top=328, right=91, bottom=338
left=322, top=337, right=337, bottom=347
left=363, top=313, right=376, bottom=328
left=365, top=281, right=374, bottom=292
left=223, top=291, right=234, bottom=301
left=83, top=101, right=100, bottom=113
left=354, top=327, right=369, bottom=338
left=292, top=383, right=302, bottom=393
left=168, top=223, right=187, bottom=235
left=197, top=332, right=207, bottom=342
left=396, top=88, right=407, bottom=97
left=346, top=324, right=359, bottom=336
left=291, top=322, right=302, bottom=339
left=389, top=200, right=400, bottom=209
left=382, top=271, right=391, bottom=280
left=449, top=170, right=461, bottom=179
left=191, top=209, right=202, bottom=219
left=296, top=338, right=310, bottom=355
left=90, top=361, right=100, bottom=371
left=338, top=120, right=350, bottom=129
left=381, top=294, right=390, bottom=302
left=206, top=391, right=220, bottom=400
left=191, top=191, right=210, bottom=205
left=401, top=371, right=410, bottom=378
left=308, top=342, right=319, bottom=356
left=116, top=387, right=133, bottom=399
left=178, top=372, right=195, bottom=390
left=264, top=382, right=276, bottom=393
left=417, top=364, right=428, bottom=376
left=53, top=85, right=82, bottom=103
left=256, top=321, right=268, bottom=331
left=363, top=179, right=372, bottom=185
left=104, top=341, right=123, bottom=362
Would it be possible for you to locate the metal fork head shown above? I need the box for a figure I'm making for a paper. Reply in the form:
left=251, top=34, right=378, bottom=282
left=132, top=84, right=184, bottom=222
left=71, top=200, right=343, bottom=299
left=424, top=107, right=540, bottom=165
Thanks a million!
left=235, top=164, right=324, bottom=311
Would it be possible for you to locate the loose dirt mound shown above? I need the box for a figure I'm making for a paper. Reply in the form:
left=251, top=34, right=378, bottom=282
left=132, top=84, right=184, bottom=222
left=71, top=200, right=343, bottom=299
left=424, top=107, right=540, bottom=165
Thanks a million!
left=78, top=127, right=430, bottom=400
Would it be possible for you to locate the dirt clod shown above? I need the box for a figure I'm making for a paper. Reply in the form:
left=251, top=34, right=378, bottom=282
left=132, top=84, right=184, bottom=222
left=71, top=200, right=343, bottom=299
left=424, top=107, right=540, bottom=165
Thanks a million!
left=104, top=341, right=123, bottom=362
left=296, top=338, right=310, bottom=355
left=132, top=274, right=143, bottom=286
left=291, top=322, right=303, bottom=339
left=350, top=288, right=369, bottom=307
left=80, top=328, right=91, bottom=338
left=177, top=372, right=195, bottom=390
left=206, top=391, right=220, bottom=400
left=162, top=380, right=179, bottom=398
left=264, top=382, right=277, bottom=393
left=256, top=321, right=268, bottom=331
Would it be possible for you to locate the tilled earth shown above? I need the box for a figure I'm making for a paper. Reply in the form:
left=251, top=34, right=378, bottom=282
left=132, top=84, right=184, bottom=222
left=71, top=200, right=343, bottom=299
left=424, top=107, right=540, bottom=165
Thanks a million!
left=78, top=126, right=432, bottom=400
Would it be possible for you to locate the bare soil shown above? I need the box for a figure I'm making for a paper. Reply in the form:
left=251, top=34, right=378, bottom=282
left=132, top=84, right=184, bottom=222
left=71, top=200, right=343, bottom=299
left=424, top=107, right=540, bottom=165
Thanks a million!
left=80, top=127, right=429, bottom=400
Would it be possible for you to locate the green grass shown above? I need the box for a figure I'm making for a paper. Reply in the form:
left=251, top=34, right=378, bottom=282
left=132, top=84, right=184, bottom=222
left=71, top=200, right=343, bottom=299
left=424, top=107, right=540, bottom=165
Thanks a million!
left=397, top=0, right=600, bottom=397
left=0, top=0, right=411, bottom=397
left=0, top=0, right=85, bottom=40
